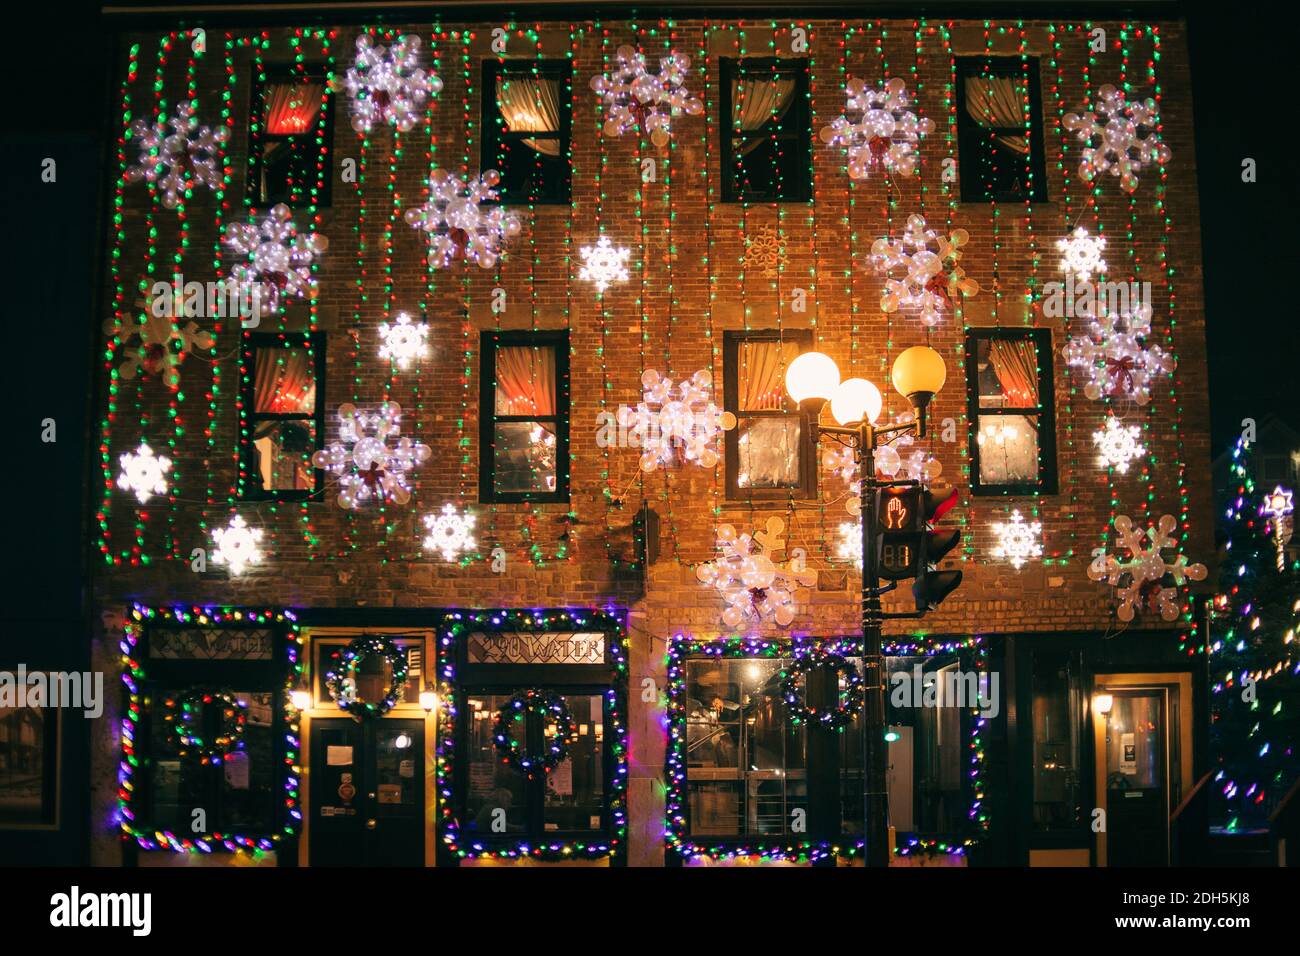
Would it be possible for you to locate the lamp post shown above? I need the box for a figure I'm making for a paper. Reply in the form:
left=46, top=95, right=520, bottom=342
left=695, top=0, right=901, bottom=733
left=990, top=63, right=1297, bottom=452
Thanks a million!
left=785, top=344, right=948, bottom=868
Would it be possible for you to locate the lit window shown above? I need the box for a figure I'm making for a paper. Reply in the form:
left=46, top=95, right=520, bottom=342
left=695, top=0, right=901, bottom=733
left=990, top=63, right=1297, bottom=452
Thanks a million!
left=480, top=331, right=569, bottom=503
left=956, top=58, right=1046, bottom=202
left=724, top=330, right=814, bottom=499
left=720, top=58, right=811, bottom=203
left=482, top=61, right=571, bottom=205
left=966, top=328, right=1058, bottom=495
left=249, top=69, right=333, bottom=208
left=240, top=332, right=323, bottom=500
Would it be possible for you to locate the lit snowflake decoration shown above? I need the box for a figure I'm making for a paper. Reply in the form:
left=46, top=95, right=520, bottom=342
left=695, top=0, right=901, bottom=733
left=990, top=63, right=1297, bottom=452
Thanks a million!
left=1093, top=416, right=1146, bottom=473
left=1088, top=513, right=1207, bottom=622
left=117, top=442, right=172, bottom=504
left=820, top=76, right=934, bottom=180
left=404, top=168, right=521, bottom=269
left=869, top=214, right=979, bottom=327
left=579, top=235, right=632, bottom=293
left=991, top=509, right=1043, bottom=570
left=224, top=204, right=328, bottom=319
left=125, top=103, right=228, bottom=210
left=103, top=306, right=214, bottom=387
left=211, top=514, right=264, bottom=576
left=826, top=414, right=940, bottom=513
left=1063, top=300, right=1175, bottom=406
left=1263, top=486, right=1294, bottom=519
left=342, top=33, right=443, bottom=134
left=837, top=521, right=863, bottom=569
left=311, top=402, right=431, bottom=510
left=1064, top=84, right=1171, bottom=194
left=1057, top=227, right=1107, bottom=282
left=616, top=369, right=736, bottom=471
left=589, top=45, right=703, bottom=147
left=421, top=503, right=477, bottom=562
left=378, top=311, right=429, bottom=369
left=695, top=517, right=817, bottom=629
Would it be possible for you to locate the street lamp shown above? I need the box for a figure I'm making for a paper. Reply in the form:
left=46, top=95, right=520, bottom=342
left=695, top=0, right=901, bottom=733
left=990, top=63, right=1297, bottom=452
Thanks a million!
left=785, top=344, right=948, bottom=868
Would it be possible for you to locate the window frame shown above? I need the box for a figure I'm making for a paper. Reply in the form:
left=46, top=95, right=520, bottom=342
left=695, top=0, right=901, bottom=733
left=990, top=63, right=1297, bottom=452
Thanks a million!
left=955, top=56, right=1047, bottom=204
left=719, top=57, right=812, bottom=204
left=239, top=330, right=326, bottom=503
left=247, top=62, right=335, bottom=210
left=480, top=59, right=573, bottom=206
left=965, top=326, right=1059, bottom=497
left=478, top=329, right=571, bottom=504
left=723, top=329, right=816, bottom=501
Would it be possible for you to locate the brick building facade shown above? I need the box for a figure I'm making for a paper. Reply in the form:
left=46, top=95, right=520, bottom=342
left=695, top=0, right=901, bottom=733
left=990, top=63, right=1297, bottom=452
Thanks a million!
left=82, top=12, right=1213, bottom=868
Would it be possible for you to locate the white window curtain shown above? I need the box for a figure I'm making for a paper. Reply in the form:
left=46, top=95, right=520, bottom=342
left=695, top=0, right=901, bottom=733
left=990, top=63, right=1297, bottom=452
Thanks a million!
left=495, top=76, right=562, bottom=156
left=731, top=76, right=796, bottom=155
left=964, top=75, right=1030, bottom=154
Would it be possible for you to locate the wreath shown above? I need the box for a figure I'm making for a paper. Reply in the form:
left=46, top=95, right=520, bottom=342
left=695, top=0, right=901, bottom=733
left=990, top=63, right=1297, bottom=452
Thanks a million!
left=779, top=651, right=864, bottom=730
left=163, top=688, right=248, bottom=764
left=325, top=634, right=409, bottom=719
left=493, top=689, right=578, bottom=779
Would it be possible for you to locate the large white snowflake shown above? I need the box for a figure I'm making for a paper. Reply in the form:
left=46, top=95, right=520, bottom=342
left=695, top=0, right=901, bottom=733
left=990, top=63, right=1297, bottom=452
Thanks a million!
left=211, top=514, right=264, bottom=576
left=589, top=45, right=703, bottom=147
left=404, top=169, right=521, bottom=269
left=342, top=33, right=443, bottom=134
left=695, top=517, right=817, bottom=628
left=869, top=214, right=979, bottom=327
left=1093, top=416, right=1146, bottom=473
left=992, top=509, right=1043, bottom=570
left=118, top=442, right=172, bottom=504
left=616, top=369, right=735, bottom=471
left=1063, top=300, right=1175, bottom=406
left=311, top=402, right=431, bottom=510
left=378, top=311, right=429, bottom=369
left=125, top=103, right=228, bottom=209
left=579, top=235, right=631, bottom=293
left=837, top=520, right=863, bottom=569
left=1063, top=85, right=1171, bottom=194
left=826, top=416, right=941, bottom=515
left=820, top=76, right=934, bottom=180
left=1088, top=513, right=1207, bottom=622
left=224, top=204, right=328, bottom=319
left=421, top=503, right=477, bottom=562
left=1057, top=227, right=1107, bottom=282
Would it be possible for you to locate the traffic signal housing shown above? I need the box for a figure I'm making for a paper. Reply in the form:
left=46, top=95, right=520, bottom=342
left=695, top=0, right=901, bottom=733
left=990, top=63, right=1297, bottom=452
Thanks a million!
left=912, top=485, right=962, bottom=611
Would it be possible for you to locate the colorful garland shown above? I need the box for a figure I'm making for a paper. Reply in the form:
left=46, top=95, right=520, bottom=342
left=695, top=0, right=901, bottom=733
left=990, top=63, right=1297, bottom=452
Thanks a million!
left=325, top=634, right=409, bottom=719
left=493, top=688, right=578, bottom=779
left=779, top=650, right=864, bottom=731
left=163, top=687, right=248, bottom=764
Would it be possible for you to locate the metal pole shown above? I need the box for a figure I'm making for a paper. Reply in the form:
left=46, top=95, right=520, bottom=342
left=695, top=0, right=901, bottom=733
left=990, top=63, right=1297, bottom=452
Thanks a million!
left=859, top=423, right=890, bottom=868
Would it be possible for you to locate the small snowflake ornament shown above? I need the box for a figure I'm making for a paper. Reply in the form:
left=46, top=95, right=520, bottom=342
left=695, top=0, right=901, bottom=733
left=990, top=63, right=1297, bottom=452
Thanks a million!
left=744, top=223, right=790, bottom=279
left=224, top=204, right=328, bottom=319
left=118, top=442, right=172, bottom=504
left=341, top=33, right=443, bottom=134
left=616, top=369, right=736, bottom=471
left=1089, top=513, right=1207, bottom=622
left=404, top=168, right=521, bottom=269
left=1057, top=227, right=1107, bottom=282
left=378, top=311, right=429, bottom=369
left=1063, top=299, right=1175, bottom=406
left=991, top=509, right=1043, bottom=570
left=422, top=503, right=477, bottom=562
left=126, top=103, right=229, bottom=209
left=1064, top=85, right=1171, bottom=193
left=579, top=235, right=632, bottom=293
left=869, top=214, right=979, bottom=326
left=695, top=517, right=817, bottom=628
left=211, top=514, right=264, bottom=576
left=820, top=76, right=934, bottom=180
left=589, top=45, right=703, bottom=147
left=311, top=402, right=431, bottom=509
left=1093, top=416, right=1146, bottom=473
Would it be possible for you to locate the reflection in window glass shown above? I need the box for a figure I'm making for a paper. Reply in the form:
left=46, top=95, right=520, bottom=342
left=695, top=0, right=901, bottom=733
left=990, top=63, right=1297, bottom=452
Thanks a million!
left=246, top=338, right=321, bottom=498
left=1032, top=654, right=1082, bottom=831
left=972, top=335, right=1044, bottom=487
left=737, top=418, right=801, bottom=489
left=464, top=695, right=528, bottom=835
left=885, top=657, right=967, bottom=834
left=0, top=703, right=52, bottom=825
left=544, top=695, right=604, bottom=832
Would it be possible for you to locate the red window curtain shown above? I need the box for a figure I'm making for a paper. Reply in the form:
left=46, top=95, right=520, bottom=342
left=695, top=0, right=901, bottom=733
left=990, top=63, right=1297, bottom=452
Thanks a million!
left=254, top=348, right=315, bottom=414
left=988, top=338, right=1040, bottom=426
left=494, top=346, right=557, bottom=416
left=264, top=81, right=324, bottom=135
left=737, top=340, right=798, bottom=411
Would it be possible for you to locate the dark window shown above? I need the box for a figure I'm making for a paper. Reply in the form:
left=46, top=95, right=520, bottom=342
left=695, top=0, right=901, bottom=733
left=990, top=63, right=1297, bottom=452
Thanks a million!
left=479, top=331, right=570, bottom=503
left=248, top=65, right=334, bottom=208
left=956, top=57, right=1046, bottom=203
left=965, top=327, right=1058, bottom=495
left=240, top=332, right=324, bottom=501
left=0, top=683, right=59, bottom=828
left=681, top=654, right=862, bottom=840
left=719, top=58, right=812, bottom=203
left=1030, top=651, right=1084, bottom=835
left=482, top=60, right=572, bottom=205
left=723, top=330, right=814, bottom=500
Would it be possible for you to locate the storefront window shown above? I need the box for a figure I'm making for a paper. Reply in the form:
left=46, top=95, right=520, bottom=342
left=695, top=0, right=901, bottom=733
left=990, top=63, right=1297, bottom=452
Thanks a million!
left=1031, top=652, right=1083, bottom=832
left=885, top=655, right=971, bottom=836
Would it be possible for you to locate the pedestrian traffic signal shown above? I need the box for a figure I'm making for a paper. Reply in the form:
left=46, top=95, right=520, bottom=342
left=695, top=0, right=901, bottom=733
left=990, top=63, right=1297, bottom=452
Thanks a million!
left=912, top=485, right=962, bottom=611
left=874, top=487, right=921, bottom=581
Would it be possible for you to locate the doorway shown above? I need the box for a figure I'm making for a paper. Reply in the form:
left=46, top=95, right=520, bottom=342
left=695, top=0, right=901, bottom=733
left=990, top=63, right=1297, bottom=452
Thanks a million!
left=309, top=718, right=424, bottom=866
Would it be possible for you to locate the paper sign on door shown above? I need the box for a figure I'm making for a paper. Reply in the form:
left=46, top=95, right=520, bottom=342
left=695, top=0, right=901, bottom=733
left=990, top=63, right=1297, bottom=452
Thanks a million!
left=327, top=745, right=353, bottom=766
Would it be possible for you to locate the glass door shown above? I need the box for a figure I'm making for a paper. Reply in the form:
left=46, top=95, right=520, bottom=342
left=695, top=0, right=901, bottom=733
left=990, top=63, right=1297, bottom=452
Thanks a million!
left=1102, top=688, right=1169, bottom=866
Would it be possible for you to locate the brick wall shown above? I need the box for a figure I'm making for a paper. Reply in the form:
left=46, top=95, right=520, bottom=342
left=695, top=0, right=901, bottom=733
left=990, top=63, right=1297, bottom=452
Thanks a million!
left=90, top=17, right=1212, bottom=866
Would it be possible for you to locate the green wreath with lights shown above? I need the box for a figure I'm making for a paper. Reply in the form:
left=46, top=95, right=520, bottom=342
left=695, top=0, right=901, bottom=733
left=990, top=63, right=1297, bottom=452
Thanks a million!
left=493, top=688, right=578, bottom=780
left=163, top=688, right=248, bottom=764
left=779, top=651, right=864, bottom=731
left=325, top=634, right=409, bottom=720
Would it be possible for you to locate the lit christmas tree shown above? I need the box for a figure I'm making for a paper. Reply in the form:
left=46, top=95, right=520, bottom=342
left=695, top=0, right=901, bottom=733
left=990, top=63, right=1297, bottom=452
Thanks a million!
left=1208, top=437, right=1300, bottom=832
